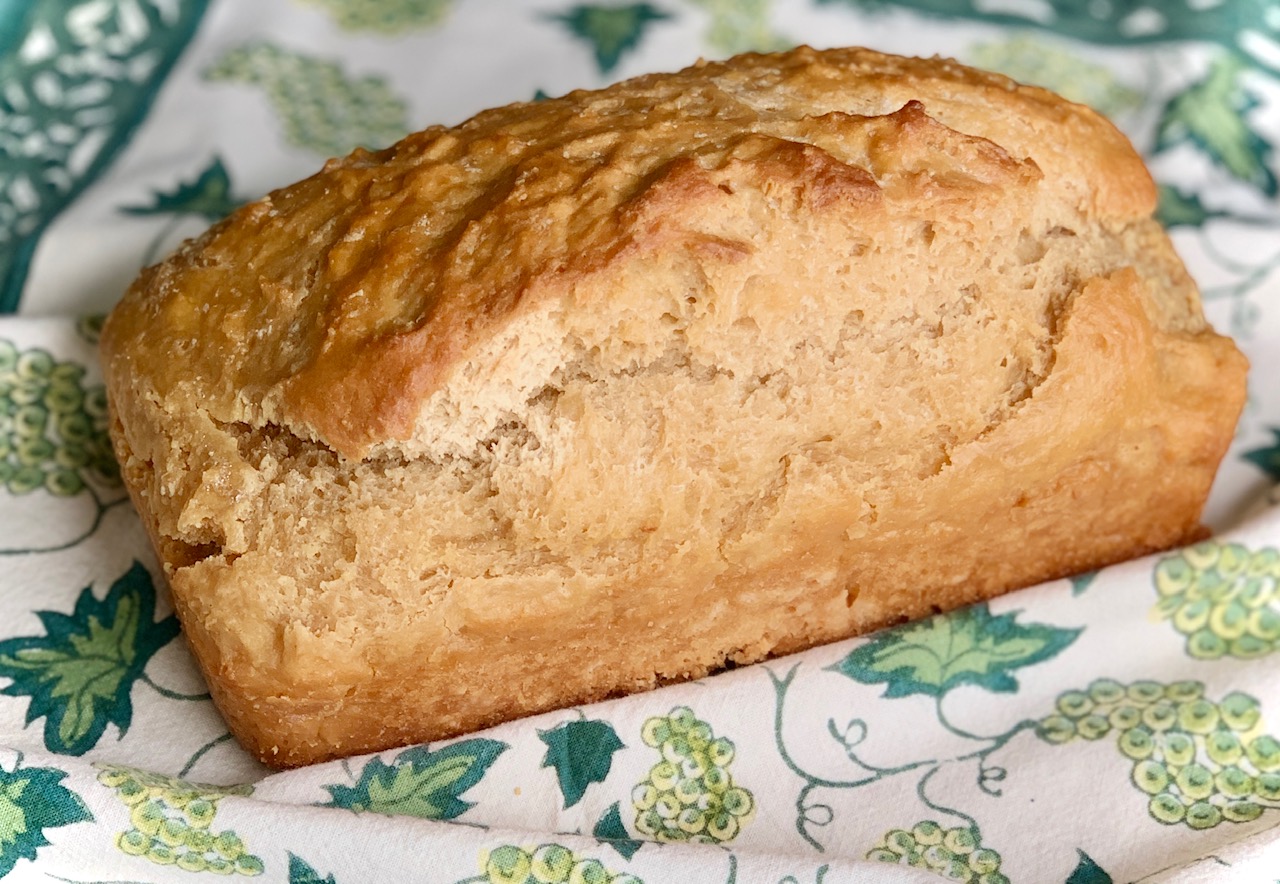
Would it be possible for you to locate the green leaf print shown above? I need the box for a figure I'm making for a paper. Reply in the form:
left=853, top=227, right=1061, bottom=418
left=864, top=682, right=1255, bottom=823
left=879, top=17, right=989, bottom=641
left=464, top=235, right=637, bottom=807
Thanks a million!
left=540, top=718, right=625, bottom=809
left=289, top=852, right=337, bottom=884
left=122, top=156, right=245, bottom=222
left=1070, top=571, right=1099, bottom=597
left=204, top=43, right=409, bottom=157
left=633, top=707, right=754, bottom=844
left=1156, top=53, right=1277, bottom=197
left=75, top=315, right=105, bottom=346
left=593, top=801, right=642, bottom=860
left=1066, top=850, right=1114, bottom=884
left=0, top=562, right=180, bottom=755
left=324, top=738, right=507, bottom=820
left=300, top=0, right=452, bottom=33
left=1243, top=428, right=1280, bottom=482
left=0, top=339, right=120, bottom=498
left=475, top=843, right=642, bottom=884
left=1156, top=185, right=1223, bottom=229
left=96, top=763, right=260, bottom=874
left=550, top=3, right=671, bottom=75
left=121, top=156, right=250, bottom=266
left=830, top=603, right=1080, bottom=699
left=1152, top=542, right=1280, bottom=660
left=1037, top=679, right=1280, bottom=830
left=0, top=0, right=210, bottom=311
left=865, top=820, right=1006, bottom=881
left=0, top=759, right=93, bottom=878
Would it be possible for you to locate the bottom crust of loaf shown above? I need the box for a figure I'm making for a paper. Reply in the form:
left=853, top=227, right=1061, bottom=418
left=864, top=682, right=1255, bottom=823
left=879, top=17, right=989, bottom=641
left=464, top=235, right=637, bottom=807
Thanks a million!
left=200, top=536, right=1195, bottom=771
left=194, top=499, right=1201, bottom=771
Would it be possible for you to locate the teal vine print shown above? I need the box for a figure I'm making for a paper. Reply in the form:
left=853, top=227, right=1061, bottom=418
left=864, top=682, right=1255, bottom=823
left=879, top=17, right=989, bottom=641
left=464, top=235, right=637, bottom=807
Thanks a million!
left=0, top=339, right=119, bottom=499
left=865, top=820, right=1007, bottom=882
left=776, top=605, right=1078, bottom=851
left=122, top=156, right=248, bottom=266
left=1152, top=542, right=1280, bottom=660
left=322, top=739, right=507, bottom=819
left=1066, top=851, right=1113, bottom=884
left=1156, top=185, right=1223, bottom=229
left=830, top=603, right=1080, bottom=698
left=1244, top=429, right=1280, bottom=483
left=776, top=637, right=1273, bottom=861
left=1156, top=53, right=1276, bottom=197
left=539, top=718, right=624, bottom=809
left=96, top=763, right=261, bottom=874
left=300, top=0, right=453, bottom=33
left=0, top=0, right=210, bottom=311
left=290, top=853, right=338, bottom=884
left=74, top=315, right=106, bottom=346
left=592, top=802, right=642, bottom=859
left=463, top=843, right=641, bottom=884
left=0, top=562, right=180, bottom=755
left=204, top=43, right=410, bottom=157
left=549, top=4, right=671, bottom=75
left=632, top=706, right=755, bottom=844
left=1037, top=679, right=1279, bottom=829
left=123, top=156, right=244, bottom=224
left=0, top=754, right=93, bottom=878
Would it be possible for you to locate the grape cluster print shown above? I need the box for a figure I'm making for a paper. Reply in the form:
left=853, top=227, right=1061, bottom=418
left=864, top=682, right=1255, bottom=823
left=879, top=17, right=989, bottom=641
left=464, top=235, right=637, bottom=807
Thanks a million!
left=1037, top=680, right=1280, bottom=828
left=204, top=43, right=409, bottom=157
left=0, top=341, right=118, bottom=497
left=96, top=764, right=262, bottom=874
left=632, top=707, right=754, bottom=844
left=301, top=0, right=452, bottom=33
left=1153, top=542, right=1280, bottom=660
left=866, top=821, right=1007, bottom=883
left=479, top=844, right=640, bottom=884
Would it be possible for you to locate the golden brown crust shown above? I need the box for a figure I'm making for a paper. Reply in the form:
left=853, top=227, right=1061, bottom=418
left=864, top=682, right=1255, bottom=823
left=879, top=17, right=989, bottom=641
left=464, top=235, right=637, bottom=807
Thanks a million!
left=101, top=46, right=1153, bottom=461
left=102, top=46, right=1246, bottom=768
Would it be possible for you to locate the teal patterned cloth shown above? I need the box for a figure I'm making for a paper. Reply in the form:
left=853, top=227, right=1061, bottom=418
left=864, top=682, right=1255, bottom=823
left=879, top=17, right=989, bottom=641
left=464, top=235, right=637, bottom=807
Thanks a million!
left=1, top=1, right=1279, bottom=881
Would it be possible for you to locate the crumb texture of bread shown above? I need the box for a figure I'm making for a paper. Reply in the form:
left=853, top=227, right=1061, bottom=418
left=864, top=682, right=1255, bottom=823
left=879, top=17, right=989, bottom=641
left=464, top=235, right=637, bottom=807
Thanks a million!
left=101, top=46, right=1247, bottom=767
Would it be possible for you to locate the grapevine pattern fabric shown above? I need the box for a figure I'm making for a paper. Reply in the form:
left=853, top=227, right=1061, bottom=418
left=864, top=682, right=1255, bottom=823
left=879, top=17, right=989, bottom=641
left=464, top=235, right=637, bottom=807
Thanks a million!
left=0, top=0, right=1278, bottom=881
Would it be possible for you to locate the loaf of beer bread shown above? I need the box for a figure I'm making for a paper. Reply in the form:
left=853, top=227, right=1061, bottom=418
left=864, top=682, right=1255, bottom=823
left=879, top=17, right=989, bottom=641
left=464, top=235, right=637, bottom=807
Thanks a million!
left=101, top=46, right=1248, bottom=767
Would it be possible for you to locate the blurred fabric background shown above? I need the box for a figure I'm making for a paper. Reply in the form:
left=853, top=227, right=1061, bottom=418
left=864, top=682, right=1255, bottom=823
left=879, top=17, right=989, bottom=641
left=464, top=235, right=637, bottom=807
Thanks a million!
left=0, top=2, right=1278, bottom=882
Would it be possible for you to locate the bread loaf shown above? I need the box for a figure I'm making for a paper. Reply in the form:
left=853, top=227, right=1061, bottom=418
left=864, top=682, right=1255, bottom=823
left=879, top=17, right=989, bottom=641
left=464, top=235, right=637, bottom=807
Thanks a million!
left=102, top=46, right=1248, bottom=768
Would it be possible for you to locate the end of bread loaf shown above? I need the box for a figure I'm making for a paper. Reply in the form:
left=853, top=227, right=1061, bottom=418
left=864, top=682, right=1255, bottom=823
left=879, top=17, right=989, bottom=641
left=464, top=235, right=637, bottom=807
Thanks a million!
left=102, top=46, right=1246, bottom=767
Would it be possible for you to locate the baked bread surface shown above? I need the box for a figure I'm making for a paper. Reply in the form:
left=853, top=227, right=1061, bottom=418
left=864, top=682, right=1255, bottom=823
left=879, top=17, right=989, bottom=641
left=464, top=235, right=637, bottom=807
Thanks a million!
left=102, top=46, right=1248, bottom=767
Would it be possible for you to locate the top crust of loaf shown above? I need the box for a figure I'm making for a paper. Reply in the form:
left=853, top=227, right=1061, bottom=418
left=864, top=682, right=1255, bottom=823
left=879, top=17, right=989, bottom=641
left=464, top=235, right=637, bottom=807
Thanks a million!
left=103, top=46, right=1160, bottom=466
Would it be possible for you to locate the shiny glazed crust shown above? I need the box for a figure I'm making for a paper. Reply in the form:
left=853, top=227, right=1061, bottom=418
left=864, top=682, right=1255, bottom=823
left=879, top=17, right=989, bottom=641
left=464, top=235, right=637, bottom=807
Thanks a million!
left=101, top=46, right=1248, bottom=767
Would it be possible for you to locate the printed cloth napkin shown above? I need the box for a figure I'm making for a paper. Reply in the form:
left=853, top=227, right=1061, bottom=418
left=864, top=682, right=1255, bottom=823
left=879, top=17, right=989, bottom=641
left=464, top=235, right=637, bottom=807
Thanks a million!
left=1, top=1, right=1279, bottom=881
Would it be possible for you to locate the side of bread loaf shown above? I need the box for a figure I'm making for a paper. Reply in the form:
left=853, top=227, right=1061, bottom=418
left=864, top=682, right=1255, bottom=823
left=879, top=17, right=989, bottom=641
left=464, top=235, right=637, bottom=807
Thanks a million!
left=102, top=46, right=1247, bottom=767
